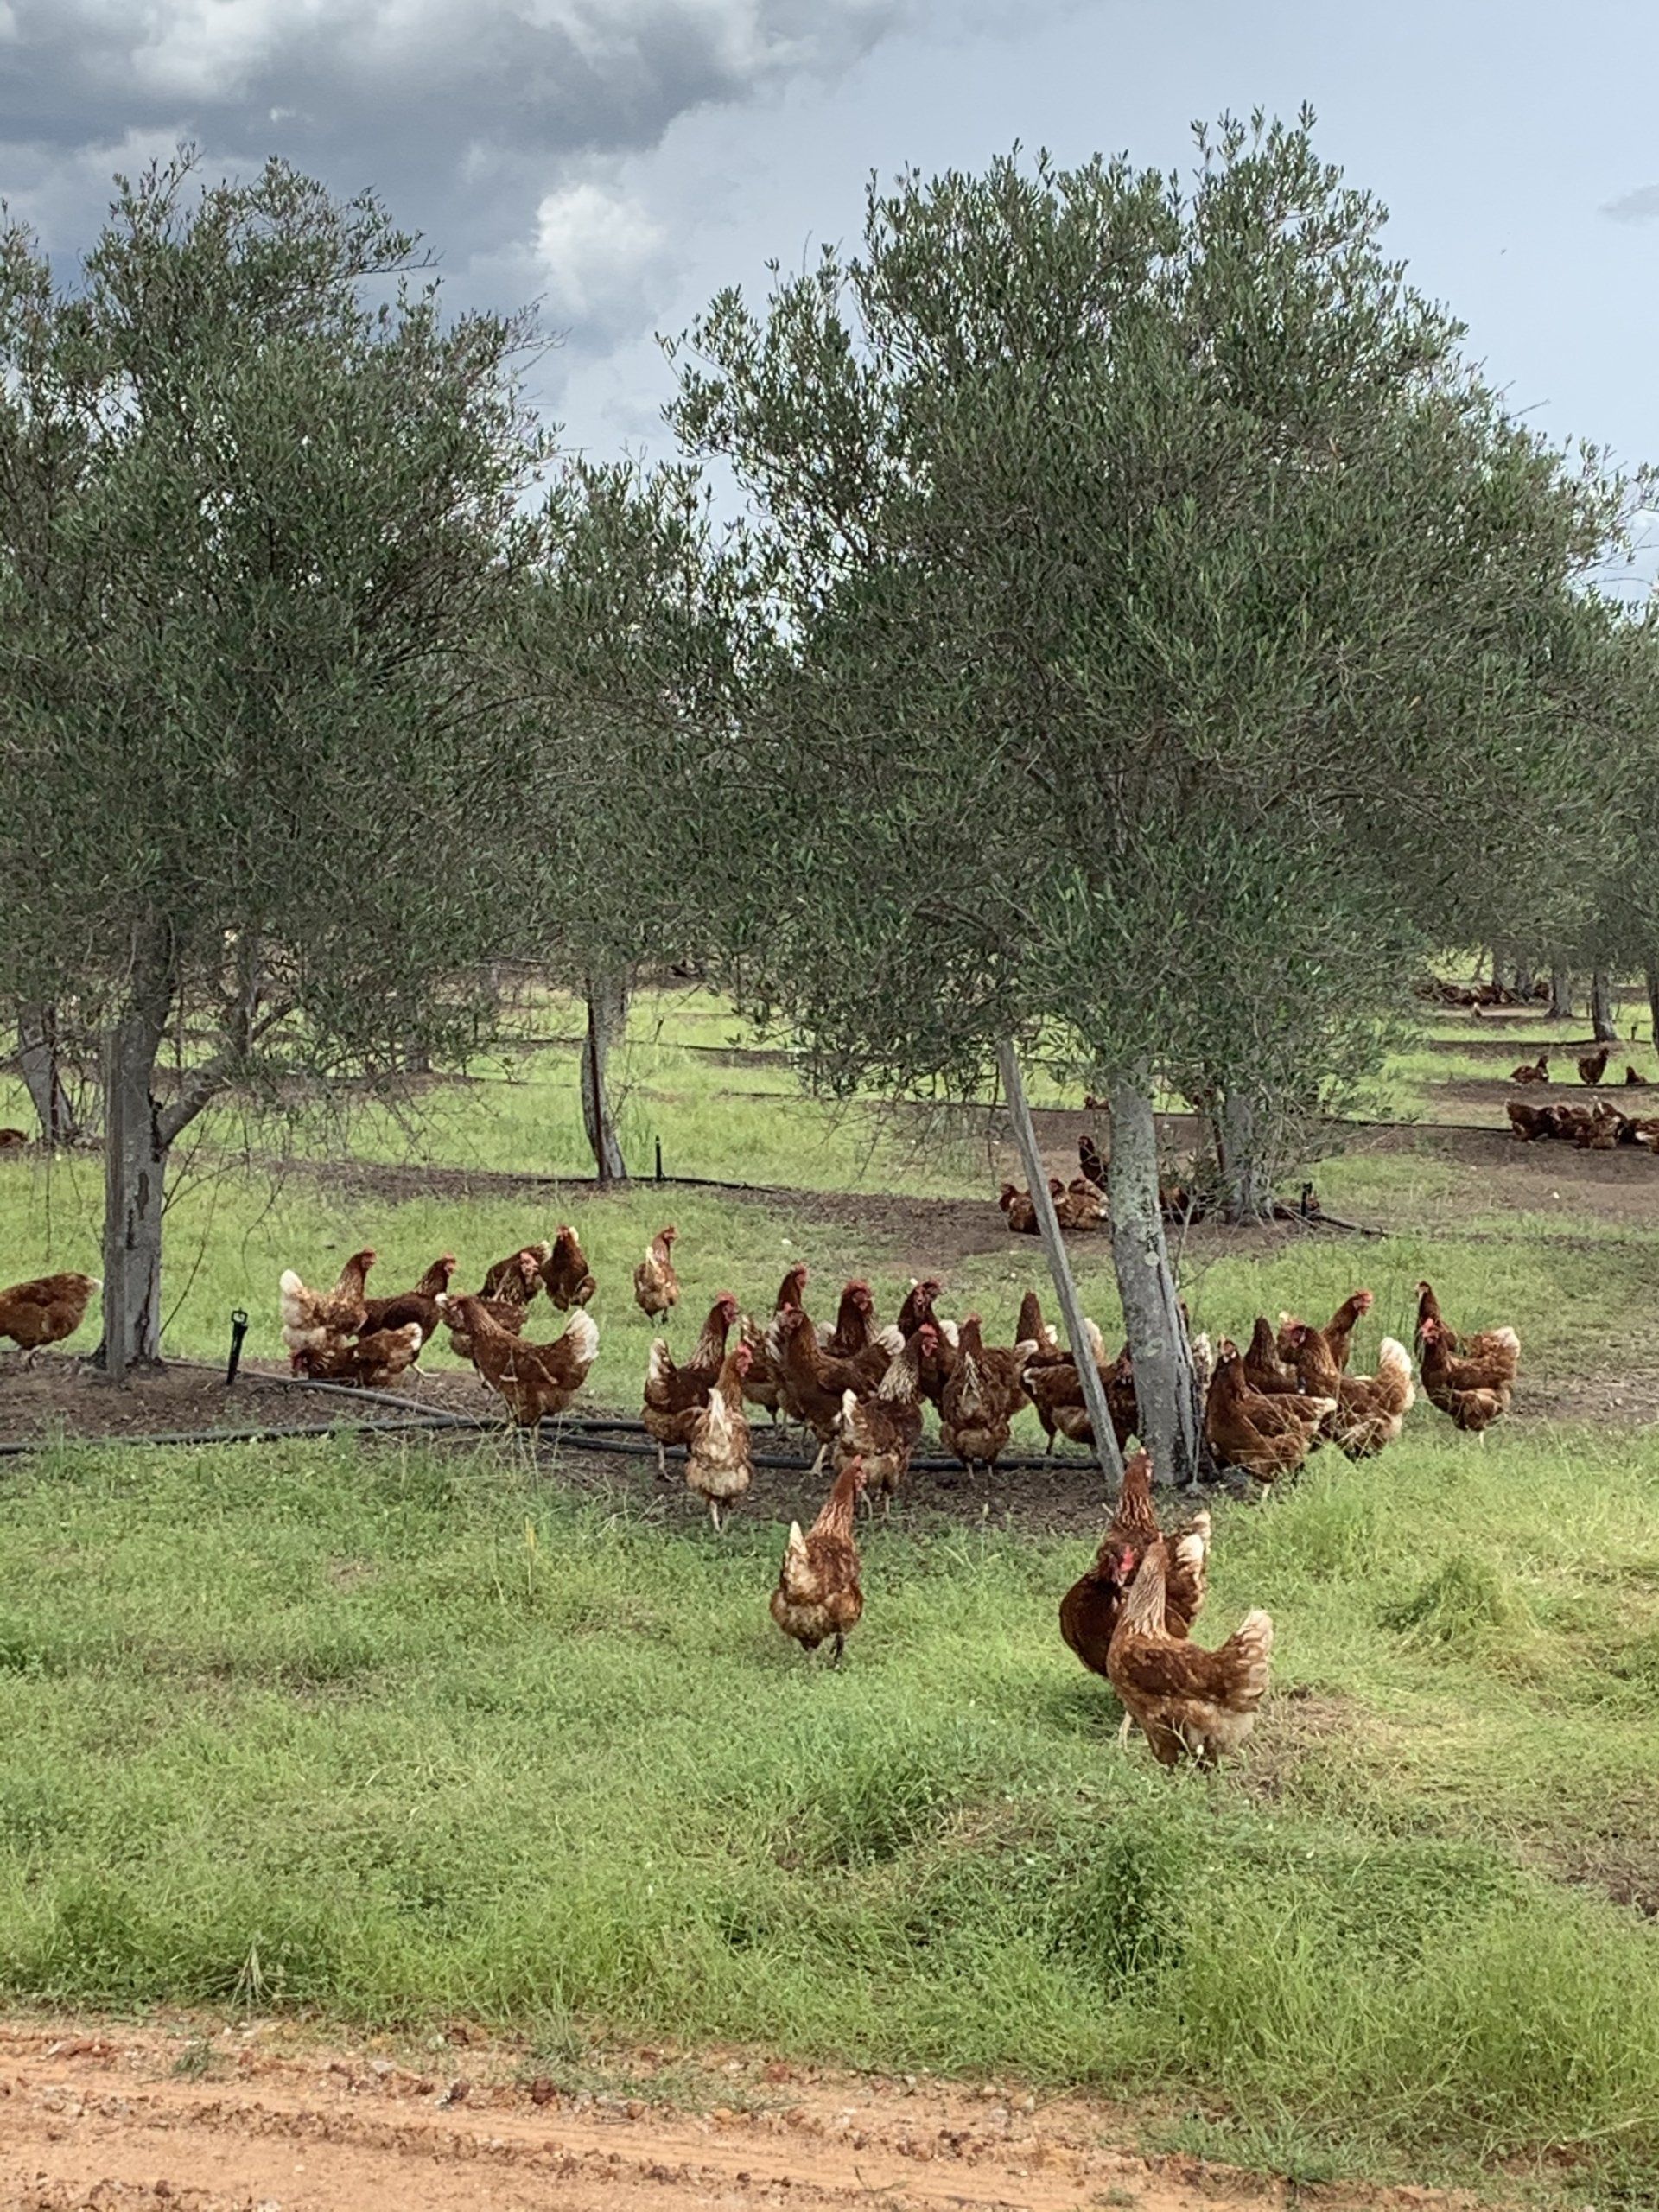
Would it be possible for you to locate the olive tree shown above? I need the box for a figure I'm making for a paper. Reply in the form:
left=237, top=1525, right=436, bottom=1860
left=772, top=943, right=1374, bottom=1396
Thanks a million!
left=669, top=118, right=1617, bottom=1481
left=0, top=154, right=543, bottom=1370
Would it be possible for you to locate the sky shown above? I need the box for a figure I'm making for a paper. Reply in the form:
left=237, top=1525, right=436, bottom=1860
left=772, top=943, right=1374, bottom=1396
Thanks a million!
left=2, top=0, right=1656, bottom=501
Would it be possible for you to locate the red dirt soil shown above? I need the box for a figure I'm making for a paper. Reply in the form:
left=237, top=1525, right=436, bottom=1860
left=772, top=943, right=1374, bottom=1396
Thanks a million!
left=0, top=2016, right=1471, bottom=2212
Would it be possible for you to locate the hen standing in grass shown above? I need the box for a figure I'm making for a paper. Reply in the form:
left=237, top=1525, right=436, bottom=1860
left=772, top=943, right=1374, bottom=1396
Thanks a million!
left=1281, top=1323, right=1414, bottom=1459
left=439, top=1297, right=600, bottom=1427
left=1417, top=1315, right=1519, bottom=1435
left=831, top=1325, right=934, bottom=1510
left=643, top=1293, right=741, bottom=1474
left=539, top=1224, right=597, bottom=1310
left=741, top=1262, right=809, bottom=1427
left=1060, top=1451, right=1209, bottom=1687
left=356, top=1254, right=455, bottom=1344
left=443, top=1248, right=542, bottom=1363
left=939, top=1313, right=1037, bottom=1473
left=770, top=1456, right=868, bottom=1663
left=1205, top=1339, right=1332, bottom=1483
left=1108, top=1536, right=1273, bottom=1769
left=633, top=1225, right=681, bottom=1323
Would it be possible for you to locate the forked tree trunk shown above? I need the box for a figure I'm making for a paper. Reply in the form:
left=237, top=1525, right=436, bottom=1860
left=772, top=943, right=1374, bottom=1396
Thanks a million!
left=1217, top=1090, right=1273, bottom=1224
left=1548, top=966, right=1573, bottom=1021
left=996, top=1039, right=1122, bottom=1488
left=581, top=972, right=629, bottom=1185
left=1591, top=969, right=1618, bottom=1045
left=99, top=1017, right=168, bottom=1380
left=17, top=1006, right=79, bottom=1145
left=1105, top=1075, right=1204, bottom=1487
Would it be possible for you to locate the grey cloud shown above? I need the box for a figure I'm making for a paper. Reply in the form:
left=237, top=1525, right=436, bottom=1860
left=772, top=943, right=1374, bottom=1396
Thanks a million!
left=1600, top=182, right=1659, bottom=222
left=0, top=0, right=910, bottom=327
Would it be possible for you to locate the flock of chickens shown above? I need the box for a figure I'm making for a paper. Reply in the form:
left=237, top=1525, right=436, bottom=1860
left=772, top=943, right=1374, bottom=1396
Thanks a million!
left=274, top=1225, right=1521, bottom=1762
left=1506, top=1046, right=1659, bottom=1150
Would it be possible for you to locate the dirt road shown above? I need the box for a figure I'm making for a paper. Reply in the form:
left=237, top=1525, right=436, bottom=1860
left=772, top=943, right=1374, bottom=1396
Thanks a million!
left=0, top=2018, right=1465, bottom=2212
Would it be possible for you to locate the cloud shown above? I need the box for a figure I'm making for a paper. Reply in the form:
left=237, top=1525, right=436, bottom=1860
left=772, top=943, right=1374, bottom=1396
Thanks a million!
left=0, top=2, right=912, bottom=301
left=1601, top=183, right=1659, bottom=223
left=534, top=170, right=673, bottom=338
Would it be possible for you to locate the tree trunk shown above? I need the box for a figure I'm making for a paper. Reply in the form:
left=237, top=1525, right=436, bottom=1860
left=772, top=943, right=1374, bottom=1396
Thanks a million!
left=1217, top=1090, right=1273, bottom=1224
left=1105, top=1075, right=1204, bottom=1487
left=17, top=1006, right=79, bottom=1144
left=1592, top=969, right=1618, bottom=1044
left=99, top=1017, right=168, bottom=1379
left=997, top=1039, right=1123, bottom=1488
left=1513, top=962, right=1536, bottom=1002
left=1646, top=963, right=1659, bottom=1056
left=581, top=972, right=629, bottom=1185
left=1548, top=966, right=1572, bottom=1020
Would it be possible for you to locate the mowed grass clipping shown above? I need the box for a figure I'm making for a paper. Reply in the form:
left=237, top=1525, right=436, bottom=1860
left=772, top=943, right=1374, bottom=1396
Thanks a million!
left=1, top=1427, right=1658, bottom=2191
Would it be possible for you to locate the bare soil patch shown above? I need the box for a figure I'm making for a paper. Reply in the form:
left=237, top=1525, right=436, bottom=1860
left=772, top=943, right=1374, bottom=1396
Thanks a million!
left=0, top=2014, right=1473, bottom=2212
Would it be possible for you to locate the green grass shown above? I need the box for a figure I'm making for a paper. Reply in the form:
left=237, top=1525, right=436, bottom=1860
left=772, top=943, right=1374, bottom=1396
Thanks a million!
left=0, top=1426, right=1656, bottom=2200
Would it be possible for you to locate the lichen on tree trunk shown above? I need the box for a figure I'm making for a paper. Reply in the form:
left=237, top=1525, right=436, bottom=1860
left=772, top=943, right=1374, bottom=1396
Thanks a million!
left=1105, top=1075, right=1204, bottom=1485
left=581, top=972, right=630, bottom=1185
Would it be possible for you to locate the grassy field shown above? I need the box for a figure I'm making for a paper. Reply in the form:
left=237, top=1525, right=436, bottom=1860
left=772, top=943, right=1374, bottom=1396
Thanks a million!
left=3, top=983, right=1659, bottom=2202
left=0, top=1427, right=1656, bottom=2197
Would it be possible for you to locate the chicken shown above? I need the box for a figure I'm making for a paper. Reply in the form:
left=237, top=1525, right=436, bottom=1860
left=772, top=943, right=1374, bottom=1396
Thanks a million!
left=897, top=1276, right=945, bottom=1338
left=1507, top=1099, right=1551, bottom=1141
left=296, top=1321, right=424, bottom=1389
left=1059, top=1450, right=1209, bottom=1690
left=1107, top=1537, right=1274, bottom=1769
left=0, top=1270, right=101, bottom=1362
left=642, top=1293, right=742, bottom=1471
left=539, top=1224, right=597, bottom=1310
left=0, top=1128, right=29, bottom=1149
left=1281, top=1324, right=1414, bottom=1459
left=998, top=1182, right=1038, bottom=1235
left=278, top=1249, right=376, bottom=1370
left=821, top=1278, right=878, bottom=1360
left=1205, top=1338, right=1332, bottom=1483
left=482, top=1241, right=552, bottom=1300
left=438, top=1298, right=600, bottom=1428
left=1417, top=1313, right=1519, bottom=1435
left=1275, top=1290, right=1372, bottom=1376
left=773, top=1303, right=904, bottom=1456
left=1063, top=1176, right=1107, bottom=1229
left=357, top=1254, right=456, bottom=1344
left=1015, top=1289, right=1065, bottom=1363
left=769, top=1456, right=868, bottom=1663
left=1627, top=1065, right=1647, bottom=1087
left=1025, top=1319, right=1134, bottom=1455
left=1078, top=1133, right=1108, bottom=1189
left=895, top=1279, right=957, bottom=1408
left=830, top=1325, right=933, bottom=1509
left=741, top=1263, right=809, bottom=1425
left=633, top=1225, right=681, bottom=1321
left=442, top=1249, right=541, bottom=1363
left=1242, top=1314, right=1302, bottom=1395
left=1579, top=1046, right=1611, bottom=1086
left=685, top=1343, right=753, bottom=1531
left=1574, top=1101, right=1624, bottom=1150
left=1510, top=1053, right=1549, bottom=1084
left=939, top=1313, right=1036, bottom=1472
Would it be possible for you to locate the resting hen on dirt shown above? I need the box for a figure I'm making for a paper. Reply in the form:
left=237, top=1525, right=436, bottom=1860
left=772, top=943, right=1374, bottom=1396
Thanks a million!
left=773, top=1303, right=904, bottom=1457
left=1282, top=1323, right=1414, bottom=1459
left=1060, top=1451, right=1210, bottom=1694
left=357, top=1254, right=456, bottom=1344
left=685, top=1342, right=754, bottom=1531
left=1417, top=1315, right=1518, bottom=1434
left=997, top=1182, right=1038, bottom=1235
left=1108, top=1537, right=1274, bottom=1770
left=1062, top=1177, right=1107, bottom=1229
left=440, top=1297, right=600, bottom=1428
left=443, top=1249, right=542, bottom=1363
left=279, top=1249, right=376, bottom=1370
left=0, top=1270, right=101, bottom=1363
left=741, top=1263, right=809, bottom=1426
left=940, top=1313, right=1037, bottom=1473
left=1205, top=1339, right=1332, bottom=1483
left=297, top=1320, right=424, bottom=1389
left=831, top=1325, right=934, bottom=1510
left=633, top=1226, right=681, bottom=1321
left=769, top=1456, right=868, bottom=1663
left=1510, top=1053, right=1549, bottom=1084
left=538, top=1224, right=597, bottom=1310
left=642, top=1293, right=742, bottom=1472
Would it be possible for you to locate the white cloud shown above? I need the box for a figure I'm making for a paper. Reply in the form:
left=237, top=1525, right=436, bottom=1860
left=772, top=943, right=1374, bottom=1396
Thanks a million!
left=534, top=171, right=671, bottom=334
